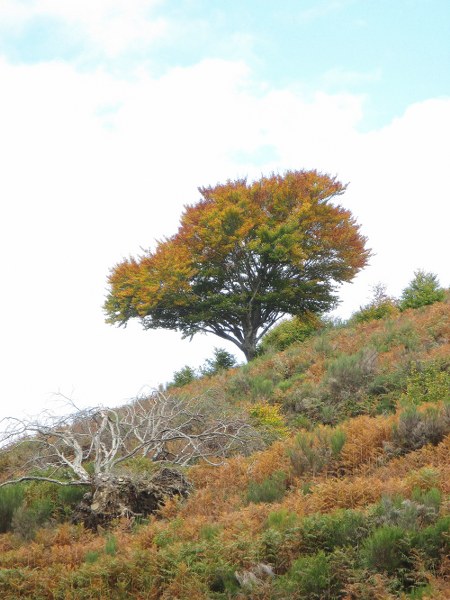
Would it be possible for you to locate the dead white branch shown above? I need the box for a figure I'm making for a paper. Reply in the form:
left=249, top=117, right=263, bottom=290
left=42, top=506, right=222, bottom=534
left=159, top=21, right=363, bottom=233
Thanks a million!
left=0, top=391, right=259, bottom=488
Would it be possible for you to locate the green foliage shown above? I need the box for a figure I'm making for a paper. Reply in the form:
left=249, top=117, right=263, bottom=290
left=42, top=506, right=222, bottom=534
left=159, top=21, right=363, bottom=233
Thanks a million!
left=399, top=270, right=445, bottom=311
left=390, top=403, right=450, bottom=454
left=248, top=403, right=288, bottom=439
left=11, top=497, right=54, bottom=540
left=371, top=319, right=420, bottom=353
left=400, top=361, right=450, bottom=405
left=325, top=347, right=378, bottom=404
left=297, top=509, right=370, bottom=554
left=287, top=428, right=346, bottom=477
left=170, top=365, right=197, bottom=387
left=372, top=491, right=441, bottom=531
left=0, top=485, right=24, bottom=533
left=276, top=551, right=335, bottom=599
left=351, top=283, right=399, bottom=325
left=246, top=470, right=287, bottom=504
left=259, top=313, right=323, bottom=353
left=362, top=525, right=413, bottom=576
left=105, top=534, right=118, bottom=556
left=84, top=550, right=100, bottom=564
left=200, top=347, right=237, bottom=376
left=411, top=515, right=450, bottom=562
left=266, top=508, right=299, bottom=532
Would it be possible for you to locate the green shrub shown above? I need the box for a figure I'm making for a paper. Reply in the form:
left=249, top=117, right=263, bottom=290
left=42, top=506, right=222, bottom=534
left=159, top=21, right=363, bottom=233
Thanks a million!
left=325, top=347, right=378, bottom=403
left=276, top=551, right=335, bottom=599
left=259, top=313, right=322, bottom=353
left=399, top=270, right=445, bottom=311
left=105, top=534, right=118, bottom=556
left=391, top=404, right=450, bottom=454
left=266, top=508, right=299, bottom=532
left=297, top=509, right=370, bottom=554
left=401, top=362, right=450, bottom=405
left=11, top=497, right=54, bottom=540
left=170, top=365, right=197, bottom=387
left=287, top=428, right=346, bottom=477
left=411, top=515, right=450, bottom=562
left=84, top=550, right=100, bottom=564
left=351, top=283, right=399, bottom=325
left=371, top=319, right=420, bottom=353
left=249, top=375, right=275, bottom=399
left=246, top=471, right=287, bottom=504
left=372, top=491, right=441, bottom=531
left=200, top=347, right=237, bottom=376
left=362, top=525, right=413, bottom=576
left=0, top=485, right=24, bottom=533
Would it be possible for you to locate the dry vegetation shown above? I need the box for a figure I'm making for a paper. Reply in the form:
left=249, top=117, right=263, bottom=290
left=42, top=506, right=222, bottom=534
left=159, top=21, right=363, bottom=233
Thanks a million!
left=0, top=297, right=449, bottom=599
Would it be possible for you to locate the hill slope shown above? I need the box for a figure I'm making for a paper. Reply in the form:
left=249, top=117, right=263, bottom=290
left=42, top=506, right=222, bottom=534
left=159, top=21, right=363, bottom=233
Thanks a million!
left=0, top=299, right=449, bottom=599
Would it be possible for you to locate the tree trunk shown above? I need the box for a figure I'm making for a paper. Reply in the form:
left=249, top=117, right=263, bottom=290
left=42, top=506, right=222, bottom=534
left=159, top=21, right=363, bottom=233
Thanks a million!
left=242, top=327, right=258, bottom=362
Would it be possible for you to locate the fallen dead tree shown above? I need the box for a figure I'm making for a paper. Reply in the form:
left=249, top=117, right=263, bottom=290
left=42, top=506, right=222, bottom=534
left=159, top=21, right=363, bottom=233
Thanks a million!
left=0, top=391, right=259, bottom=527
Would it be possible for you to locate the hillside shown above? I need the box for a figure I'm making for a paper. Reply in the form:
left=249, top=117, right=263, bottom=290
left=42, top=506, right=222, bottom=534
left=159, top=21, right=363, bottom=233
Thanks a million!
left=0, top=298, right=449, bottom=599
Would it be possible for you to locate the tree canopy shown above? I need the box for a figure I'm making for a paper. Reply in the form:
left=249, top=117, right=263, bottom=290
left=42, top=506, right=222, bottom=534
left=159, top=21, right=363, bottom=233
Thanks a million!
left=104, top=170, right=370, bottom=360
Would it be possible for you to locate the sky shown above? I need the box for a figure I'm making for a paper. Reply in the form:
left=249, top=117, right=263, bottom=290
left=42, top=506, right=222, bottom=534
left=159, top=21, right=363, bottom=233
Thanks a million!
left=0, top=0, right=449, bottom=419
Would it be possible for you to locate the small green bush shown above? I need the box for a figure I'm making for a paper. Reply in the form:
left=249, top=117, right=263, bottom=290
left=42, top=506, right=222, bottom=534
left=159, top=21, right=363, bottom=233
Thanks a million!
left=276, top=551, right=335, bottom=599
left=401, top=362, right=450, bottom=405
left=105, top=534, right=118, bottom=556
left=325, top=347, right=378, bottom=403
left=170, top=365, right=197, bottom=387
left=266, top=508, right=299, bottom=532
left=246, top=471, right=287, bottom=504
left=200, top=347, right=237, bottom=376
left=11, top=497, right=54, bottom=540
left=84, top=550, right=100, bottom=564
left=391, top=404, right=450, bottom=454
left=287, top=428, right=346, bottom=477
left=399, top=270, right=445, bottom=311
left=411, top=515, right=450, bottom=562
left=362, top=525, right=413, bottom=576
left=259, top=313, right=322, bottom=353
left=0, top=485, right=24, bottom=533
left=351, top=283, right=399, bottom=325
left=371, top=319, right=420, bottom=353
left=297, top=509, right=370, bottom=554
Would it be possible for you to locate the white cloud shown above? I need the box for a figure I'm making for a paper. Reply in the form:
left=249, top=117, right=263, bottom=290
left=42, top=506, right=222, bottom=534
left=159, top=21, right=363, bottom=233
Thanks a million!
left=0, top=54, right=449, bottom=419
left=1, top=0, right=167, bottom=57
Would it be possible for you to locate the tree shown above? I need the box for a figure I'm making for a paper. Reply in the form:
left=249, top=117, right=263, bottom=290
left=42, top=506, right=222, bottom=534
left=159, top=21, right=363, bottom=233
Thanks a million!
left=104, top=170, right=370, bottom=360
left=0, top=393, right=258, bottom=526
left=399, top=270, right=445, bottom=311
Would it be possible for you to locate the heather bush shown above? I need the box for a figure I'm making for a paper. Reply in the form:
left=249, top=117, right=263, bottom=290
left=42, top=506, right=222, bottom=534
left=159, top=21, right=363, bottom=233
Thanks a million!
left=0, top=484, right=24, bottom=533
left=362, top=525, right=413, bottom=577
left=287, top=427, right=346, bottom=477
left=390, top=404, right=450, bottom=454
left=372, top=491, right=441, bottom=531
left=297, top=509, right=370, bottom=554
left=276, top=550, right=338, bottom=599
left=246, top=470, right=287, bottom=504
left=325, top=347, right=378, bottom=404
